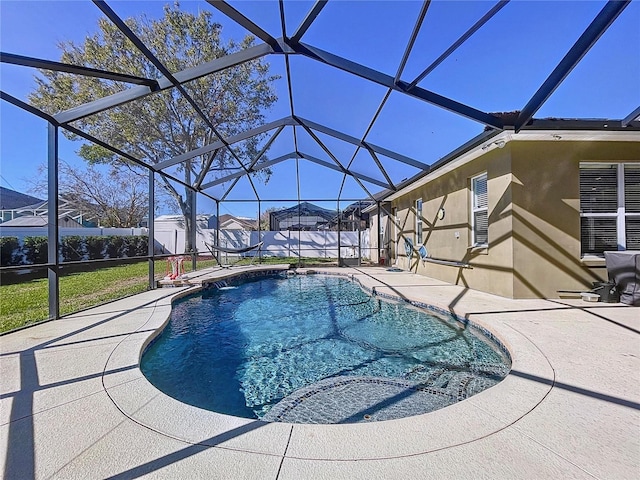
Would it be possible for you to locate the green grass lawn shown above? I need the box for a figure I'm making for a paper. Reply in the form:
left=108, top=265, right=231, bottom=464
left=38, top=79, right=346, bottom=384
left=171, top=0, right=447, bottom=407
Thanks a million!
left=0, top=256, right=351, bottom=333
left=0, top=262, right=154, bottom=333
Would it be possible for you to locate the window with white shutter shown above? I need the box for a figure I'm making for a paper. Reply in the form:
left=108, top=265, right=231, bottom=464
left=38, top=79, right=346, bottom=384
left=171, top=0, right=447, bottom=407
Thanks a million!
left=625, top=164, right=640, bottom=250
left=471, top=173, right=488, bottom=247
left=580, top=163, right=640, bottom=256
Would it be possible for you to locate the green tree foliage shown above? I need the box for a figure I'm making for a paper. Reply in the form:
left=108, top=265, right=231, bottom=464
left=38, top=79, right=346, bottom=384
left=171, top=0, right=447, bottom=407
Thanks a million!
left=29, top=4, right=278, bottom=252
left=105, top=235, right=126, bottom=258
left=0, top=237, right=20, bottom=266
left=61, top=236, right=84, bottom=261
left=23, top=237, right=48, bottom=264
left=84, top=236, right=106, bottom=260
left=4, top=235, right=150, bottom=265
left=259, top=206, right=281, bottom=231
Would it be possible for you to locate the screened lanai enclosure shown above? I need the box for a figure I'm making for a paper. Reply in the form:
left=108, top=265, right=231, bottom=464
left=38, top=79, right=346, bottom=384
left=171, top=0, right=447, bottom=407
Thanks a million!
left=1, top=0, right=638, bottom=331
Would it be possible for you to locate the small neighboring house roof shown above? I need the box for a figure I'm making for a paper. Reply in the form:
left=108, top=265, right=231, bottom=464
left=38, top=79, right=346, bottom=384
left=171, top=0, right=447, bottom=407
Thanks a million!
left=18, top=199, right=48, bottom=211
left=340, top=201, right=373, bottom=215
left=271, top=202, right=337, bottom=221
left=0, top=187, right=43, bottom=210
left=155, top=214, right=212, bottom=221
left=219, top=214, right=256, bottom=230
left=9, top=196, right=100, bottom=226
left=154, top=214, right=186, bottom=222
left=154, top=214, right=217, bottom=230
left=0, top=215, right=84, bottom=228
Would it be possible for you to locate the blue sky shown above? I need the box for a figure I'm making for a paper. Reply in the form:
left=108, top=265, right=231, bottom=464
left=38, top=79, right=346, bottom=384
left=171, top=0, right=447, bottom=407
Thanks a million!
left=1, top=0, right=639, bottom=219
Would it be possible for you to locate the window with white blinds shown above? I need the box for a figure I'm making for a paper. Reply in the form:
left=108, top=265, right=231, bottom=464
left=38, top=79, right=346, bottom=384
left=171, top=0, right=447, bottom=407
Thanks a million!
left=580, top=163, right=640, bottom=256
left=471, top=173, right=488, bottom=247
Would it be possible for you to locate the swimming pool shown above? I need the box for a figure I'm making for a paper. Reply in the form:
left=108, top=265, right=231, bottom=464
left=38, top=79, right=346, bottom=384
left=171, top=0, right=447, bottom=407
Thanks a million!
left=141, top=273, right=511, bottom=424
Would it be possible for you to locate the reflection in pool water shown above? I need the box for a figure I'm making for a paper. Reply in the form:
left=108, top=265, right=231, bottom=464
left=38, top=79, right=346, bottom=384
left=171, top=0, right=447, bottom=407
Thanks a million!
left=141, top=274, right=510, bottom=423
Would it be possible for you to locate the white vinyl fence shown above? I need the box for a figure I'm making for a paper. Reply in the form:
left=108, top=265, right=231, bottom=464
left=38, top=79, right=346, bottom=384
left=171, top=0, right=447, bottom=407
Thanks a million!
left=154, top=228, right=371, bottom=259
left=0, top=224, right=371, bottom=259
left=0, top=226, right=147, bottom=241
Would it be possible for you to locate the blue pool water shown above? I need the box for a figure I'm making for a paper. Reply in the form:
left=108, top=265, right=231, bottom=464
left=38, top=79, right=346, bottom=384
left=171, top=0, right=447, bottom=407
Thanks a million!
left=141, top=274, right=510, bottom=423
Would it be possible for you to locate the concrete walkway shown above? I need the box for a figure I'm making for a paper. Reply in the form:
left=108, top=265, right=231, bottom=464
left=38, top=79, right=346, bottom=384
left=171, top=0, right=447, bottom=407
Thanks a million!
left=1, top=266, right=638, bottom=479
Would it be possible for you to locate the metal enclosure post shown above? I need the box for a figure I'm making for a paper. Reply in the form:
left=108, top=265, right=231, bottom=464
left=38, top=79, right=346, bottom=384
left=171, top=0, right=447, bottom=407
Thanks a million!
left=47, top=123, right=60, bottom=320
left=216, top=201, right=221, bottom=265
left=357, top=204, right=362, bottom=266
left=377, top=201, right=382, bottom=265
left=297, top=202, right=301, bottom=267
left=190, top=189, right=197, bottom=271
left=337, top=204, right=341, bottom=266
left=257, top=200, right=262, bottom=264
left=148, top=169, right=155, bottom=289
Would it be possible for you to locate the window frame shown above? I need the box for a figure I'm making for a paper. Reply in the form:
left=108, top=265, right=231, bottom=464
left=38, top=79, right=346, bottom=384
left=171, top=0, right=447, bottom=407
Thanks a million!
left=470, top=172, right=488, bottom=247
left=580, top=162, right=640, bottom=257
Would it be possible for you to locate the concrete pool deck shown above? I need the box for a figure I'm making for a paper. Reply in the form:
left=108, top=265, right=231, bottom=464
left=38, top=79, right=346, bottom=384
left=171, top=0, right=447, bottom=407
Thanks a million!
left=1, top=266, right=638, bottom=479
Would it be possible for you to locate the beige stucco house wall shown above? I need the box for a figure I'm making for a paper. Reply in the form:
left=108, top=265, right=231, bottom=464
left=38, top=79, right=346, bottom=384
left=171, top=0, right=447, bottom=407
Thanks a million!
left=371, top=131, right=640, bottom=299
